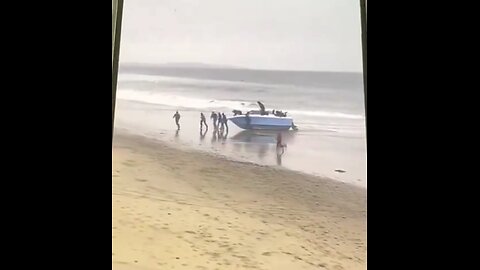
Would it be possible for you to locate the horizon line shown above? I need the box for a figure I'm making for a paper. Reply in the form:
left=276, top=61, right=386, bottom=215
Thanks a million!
left=120, top=61, right=363, bottom=74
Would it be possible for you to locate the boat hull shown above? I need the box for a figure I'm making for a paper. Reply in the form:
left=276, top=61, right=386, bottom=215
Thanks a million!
left=228, top=115, right=292, bottom=130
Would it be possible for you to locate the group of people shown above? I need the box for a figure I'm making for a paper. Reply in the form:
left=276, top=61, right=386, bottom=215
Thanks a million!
left=172, top=111, right=229, bottom=132
left=209, top=111, right=228, bottom=131
left=173, top=109, right=286, bottom=165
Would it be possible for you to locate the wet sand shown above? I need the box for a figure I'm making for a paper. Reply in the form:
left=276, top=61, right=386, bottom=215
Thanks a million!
left=112, top=132, right=366, bottom=270
left=113, top=100, right=367, bottom=187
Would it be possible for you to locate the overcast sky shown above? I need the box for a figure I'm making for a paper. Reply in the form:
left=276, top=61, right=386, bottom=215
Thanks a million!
left=120, top=0, right=364, bottom=72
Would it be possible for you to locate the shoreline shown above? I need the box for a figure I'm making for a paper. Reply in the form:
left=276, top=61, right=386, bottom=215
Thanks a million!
left=113, top=100, right=367, bottom=188
left=115, top=128, right=366, bottom=190
left=112, top=131, right=366, bottom=269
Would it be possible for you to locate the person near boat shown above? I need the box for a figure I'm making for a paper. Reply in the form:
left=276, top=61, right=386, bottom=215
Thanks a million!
left=245, top=111, right=251, bottom=127
left=222, top=113, right=229, bottom=132
left=210, top=111, right=218, bottom=128
left=218, top=112, right=222, bottom=128
left=276, top=133, right=287, bottom=153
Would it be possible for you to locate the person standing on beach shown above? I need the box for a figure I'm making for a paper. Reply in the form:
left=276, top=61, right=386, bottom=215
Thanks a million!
left=276, top=133, right=286, bottom=154
left=173, top=111, right=181, bottom=130
left=200, top=112, right=208, bottom=129
left=222, top=113, right=228, bottom=132
left=210, top=111, right=218, bottom=129
left=245, top=111, right=251, bottom=128
left=276, top=133, right=286, bottom=166
left=218, top=112, right=224, bottom=130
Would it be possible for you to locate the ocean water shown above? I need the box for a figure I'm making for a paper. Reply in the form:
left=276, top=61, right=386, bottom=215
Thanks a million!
left=114, top=65, right=367, bottom=187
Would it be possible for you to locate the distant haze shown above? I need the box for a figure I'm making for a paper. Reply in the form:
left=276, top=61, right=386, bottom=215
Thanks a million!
left=120, top=0, right=364, bottom=72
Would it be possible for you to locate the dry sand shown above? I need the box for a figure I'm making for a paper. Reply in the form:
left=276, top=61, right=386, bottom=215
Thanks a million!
left=112, top=132, right=366, bottom=270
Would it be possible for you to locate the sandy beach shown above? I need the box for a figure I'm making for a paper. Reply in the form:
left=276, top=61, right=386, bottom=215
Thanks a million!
left=112, top=131, right=366, bottom=270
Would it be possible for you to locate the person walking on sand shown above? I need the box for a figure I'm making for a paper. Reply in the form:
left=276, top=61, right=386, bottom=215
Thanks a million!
left=210, top=111, right=218, bottom=129
left=200, top=112, right=208, bottom=129
left=173, top=111, right=181, bottom=130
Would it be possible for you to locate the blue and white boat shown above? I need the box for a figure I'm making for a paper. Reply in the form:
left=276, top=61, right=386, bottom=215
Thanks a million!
left=228, top=102, right=295, bottom=131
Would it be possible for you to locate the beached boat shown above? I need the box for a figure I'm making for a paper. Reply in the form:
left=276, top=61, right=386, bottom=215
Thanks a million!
left=228, top=102, right=295, bottom=130
left=228, top=114, right=293, bottom=130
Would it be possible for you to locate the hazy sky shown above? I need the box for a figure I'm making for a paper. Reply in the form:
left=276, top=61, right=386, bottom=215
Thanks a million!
left=120, top=0, right=364, bottom=72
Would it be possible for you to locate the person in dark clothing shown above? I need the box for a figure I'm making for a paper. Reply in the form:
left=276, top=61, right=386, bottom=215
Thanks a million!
left=245, top=111, right=251, bottom=127
left=210, top=111, right=218, bottom=129
left=173, top=111, right=181, bottom=130
left=222, top=113, right=228, bottom=132
left=257, top=101, right=267, bottom=115
left=200, top=112, right=208, bottom=129
left=218, top=112, right=224, bottom=130
left=232, top=110, right=242, bottom=116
